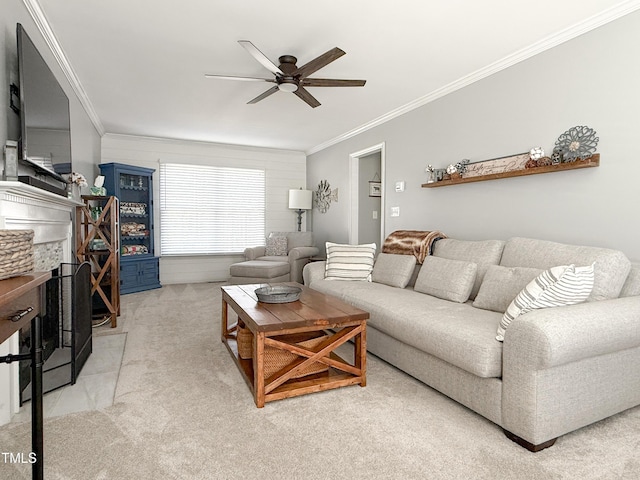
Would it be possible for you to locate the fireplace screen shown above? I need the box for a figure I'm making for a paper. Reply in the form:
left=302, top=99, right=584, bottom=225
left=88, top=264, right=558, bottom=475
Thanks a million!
left=20, top=262, right=92, bottom=402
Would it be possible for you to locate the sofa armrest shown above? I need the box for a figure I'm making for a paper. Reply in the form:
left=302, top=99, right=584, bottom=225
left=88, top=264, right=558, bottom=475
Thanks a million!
left=502, top=295, right=640, bottom=446
left=504, top=296, right=640, bottom=369
left=244, top=246, right=266, bottom=260
left=288, top=246, right=319, bottom=261
left=303, top=261, right=326, bottom=285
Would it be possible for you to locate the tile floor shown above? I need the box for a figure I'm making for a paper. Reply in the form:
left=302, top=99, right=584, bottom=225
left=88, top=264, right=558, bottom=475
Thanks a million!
left=11, top=333, right=126, bottom=423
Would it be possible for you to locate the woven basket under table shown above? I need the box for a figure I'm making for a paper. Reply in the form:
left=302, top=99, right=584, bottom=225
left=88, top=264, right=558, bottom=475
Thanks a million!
left=237, top=325, right=253, bottom=359
left=236, top=326, right=329, bottom=379
left=0, top=230, right=35, bottom=280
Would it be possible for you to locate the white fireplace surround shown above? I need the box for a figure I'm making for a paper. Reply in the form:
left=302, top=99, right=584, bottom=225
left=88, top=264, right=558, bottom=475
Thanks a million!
left=0, top=181, right=79, bottom=425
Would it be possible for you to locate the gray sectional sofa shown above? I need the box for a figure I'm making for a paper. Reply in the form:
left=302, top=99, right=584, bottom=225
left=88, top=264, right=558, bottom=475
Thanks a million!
left=303, top=236, right=640, bottom=451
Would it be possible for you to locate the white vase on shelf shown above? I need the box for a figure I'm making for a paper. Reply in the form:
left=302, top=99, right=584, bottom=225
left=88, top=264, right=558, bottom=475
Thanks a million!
left=68, top=183, right=81, bottom=200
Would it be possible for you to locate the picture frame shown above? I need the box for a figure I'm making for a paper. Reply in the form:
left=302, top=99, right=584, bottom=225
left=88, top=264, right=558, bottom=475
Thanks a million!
left=369, top=181, right=382, bottom=197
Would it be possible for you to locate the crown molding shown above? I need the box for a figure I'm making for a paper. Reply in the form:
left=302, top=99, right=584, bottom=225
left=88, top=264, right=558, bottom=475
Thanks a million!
left=22, top=0, right=105, bottom=136
left=102, top=133, right=306, bottom=156
left=306, top=0, right=640, bottom=156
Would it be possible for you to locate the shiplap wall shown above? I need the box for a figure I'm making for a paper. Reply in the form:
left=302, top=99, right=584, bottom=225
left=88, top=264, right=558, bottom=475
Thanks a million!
left=101, top=134, right=306, bottom=284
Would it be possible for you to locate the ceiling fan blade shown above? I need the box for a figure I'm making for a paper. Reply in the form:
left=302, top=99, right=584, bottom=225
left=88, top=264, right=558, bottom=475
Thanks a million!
left=293, top=47, right=345, bottom=79
left=302, top=78, right=366, bottom=87
left=294, top=86, right=321, bottom=108
left=238, top=40, right=283, bottom=76
left=247, top=85, right=279, bottom=104
left=204, top=74, right=275, bottom=82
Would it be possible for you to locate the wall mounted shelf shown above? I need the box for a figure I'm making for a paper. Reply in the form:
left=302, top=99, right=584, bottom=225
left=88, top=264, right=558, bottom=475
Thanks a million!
left=422, top=154, right=599, bottom=188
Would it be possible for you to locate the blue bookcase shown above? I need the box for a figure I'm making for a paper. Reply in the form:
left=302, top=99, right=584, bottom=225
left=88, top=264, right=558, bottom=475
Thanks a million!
left=99, top=163, right=161, bottom=295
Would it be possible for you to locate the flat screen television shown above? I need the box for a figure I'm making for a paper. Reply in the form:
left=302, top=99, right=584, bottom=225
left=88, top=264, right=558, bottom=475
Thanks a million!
left=17, top=23, right=72, bottom=190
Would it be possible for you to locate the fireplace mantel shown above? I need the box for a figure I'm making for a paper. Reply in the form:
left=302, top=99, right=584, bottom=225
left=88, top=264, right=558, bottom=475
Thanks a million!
left=0, top=180, right=80, bottom=425
left=0, top=181, right=80, bottom=230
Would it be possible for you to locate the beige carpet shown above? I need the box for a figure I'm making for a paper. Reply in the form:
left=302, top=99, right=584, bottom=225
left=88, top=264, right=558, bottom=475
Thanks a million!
left=1, top=283, right=638, bottom=479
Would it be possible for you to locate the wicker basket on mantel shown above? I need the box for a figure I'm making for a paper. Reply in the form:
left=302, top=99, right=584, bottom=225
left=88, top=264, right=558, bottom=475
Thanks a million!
left=0, top=230, right=35, bottom=280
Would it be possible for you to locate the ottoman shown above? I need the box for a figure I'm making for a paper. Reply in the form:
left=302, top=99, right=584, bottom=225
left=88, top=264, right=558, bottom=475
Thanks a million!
left=229, top=260, right=290, bottom=284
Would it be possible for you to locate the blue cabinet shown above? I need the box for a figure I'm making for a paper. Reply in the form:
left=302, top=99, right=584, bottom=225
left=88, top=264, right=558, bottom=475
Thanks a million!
left=99, top=163, right=161, bottom=295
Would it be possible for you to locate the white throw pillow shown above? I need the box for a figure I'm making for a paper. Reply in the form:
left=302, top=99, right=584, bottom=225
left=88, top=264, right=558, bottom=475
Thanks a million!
left=372, top=253, right=417, bottom=288
left=325, top=242, right=376, bottom=281
left=414, top=256, right=478, bottom=303
left=496, top=264, right=595, bottom=342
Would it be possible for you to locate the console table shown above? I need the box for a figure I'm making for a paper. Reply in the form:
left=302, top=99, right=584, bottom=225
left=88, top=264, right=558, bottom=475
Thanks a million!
left=0, top=271, right=51, bottom=480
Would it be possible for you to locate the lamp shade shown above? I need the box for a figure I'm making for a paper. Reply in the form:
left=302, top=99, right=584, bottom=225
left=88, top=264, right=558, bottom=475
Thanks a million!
left=288, top=189, right=313, bottom=210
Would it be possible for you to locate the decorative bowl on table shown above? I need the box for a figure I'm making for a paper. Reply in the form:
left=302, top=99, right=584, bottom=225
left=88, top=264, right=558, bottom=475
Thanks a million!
left=254, top=285, right=302, bottom=303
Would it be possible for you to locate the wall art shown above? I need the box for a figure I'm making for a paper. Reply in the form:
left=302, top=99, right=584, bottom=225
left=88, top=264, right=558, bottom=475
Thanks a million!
left=554, top=125, right=599, bottom=162
left=369, top=181, right=381, bottom=197
left=314, top=180, right=338, bottom=213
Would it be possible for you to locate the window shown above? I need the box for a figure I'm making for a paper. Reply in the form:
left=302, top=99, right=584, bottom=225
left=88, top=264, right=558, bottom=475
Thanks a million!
left=159, top=163, right=265, bottom=255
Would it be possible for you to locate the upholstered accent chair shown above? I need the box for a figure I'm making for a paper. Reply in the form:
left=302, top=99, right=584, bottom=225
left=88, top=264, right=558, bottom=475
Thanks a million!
left=239, top=231, right=319, bottom=283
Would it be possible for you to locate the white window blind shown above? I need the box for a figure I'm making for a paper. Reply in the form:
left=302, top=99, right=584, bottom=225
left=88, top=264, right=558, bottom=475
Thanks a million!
left=160, top=163, right=265, bottom=255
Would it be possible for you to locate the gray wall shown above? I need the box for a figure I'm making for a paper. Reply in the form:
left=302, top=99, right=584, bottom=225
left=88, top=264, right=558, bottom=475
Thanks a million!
left=1, top=0, right=100, bottom=186
left=308, top=10, right=640, bottom=261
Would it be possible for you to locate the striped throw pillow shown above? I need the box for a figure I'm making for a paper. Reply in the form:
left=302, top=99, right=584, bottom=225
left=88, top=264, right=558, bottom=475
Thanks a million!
left=496, top=263, right=594, bottom=342
left=325, top=242, right=376, bottom=281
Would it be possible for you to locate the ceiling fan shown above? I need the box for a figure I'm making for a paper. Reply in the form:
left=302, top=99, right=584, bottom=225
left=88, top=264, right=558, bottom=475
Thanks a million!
left=205, top=41, right=366, bottom=108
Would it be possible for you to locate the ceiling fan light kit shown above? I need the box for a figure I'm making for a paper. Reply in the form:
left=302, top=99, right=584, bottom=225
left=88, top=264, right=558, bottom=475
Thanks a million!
left=277, top=80, right=298, bottom=93
left=205, top=41, right=366, bottom=108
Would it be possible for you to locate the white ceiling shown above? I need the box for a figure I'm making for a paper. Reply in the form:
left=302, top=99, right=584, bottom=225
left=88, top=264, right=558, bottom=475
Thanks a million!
left=34, top=0, right=640, bottom=153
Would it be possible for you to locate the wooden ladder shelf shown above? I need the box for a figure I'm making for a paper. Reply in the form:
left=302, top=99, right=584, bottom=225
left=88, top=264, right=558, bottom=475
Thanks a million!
left=75, top=195, right=120, bottom=327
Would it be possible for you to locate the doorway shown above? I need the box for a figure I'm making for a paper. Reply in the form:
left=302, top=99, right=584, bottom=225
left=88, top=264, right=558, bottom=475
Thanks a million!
left=349, top=143, right=385, bottom=249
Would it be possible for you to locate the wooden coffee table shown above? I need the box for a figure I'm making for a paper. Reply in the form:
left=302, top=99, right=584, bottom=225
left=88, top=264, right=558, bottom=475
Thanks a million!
left=221, top=282, right=369, bottom=407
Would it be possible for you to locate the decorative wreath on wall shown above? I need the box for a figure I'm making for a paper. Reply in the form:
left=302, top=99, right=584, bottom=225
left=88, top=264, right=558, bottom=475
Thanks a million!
left=314, top=180, right=338, bottom=214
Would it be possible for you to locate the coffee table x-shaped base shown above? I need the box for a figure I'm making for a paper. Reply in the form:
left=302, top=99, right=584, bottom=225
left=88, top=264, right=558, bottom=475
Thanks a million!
left=221, top=283, right=368, bottom=407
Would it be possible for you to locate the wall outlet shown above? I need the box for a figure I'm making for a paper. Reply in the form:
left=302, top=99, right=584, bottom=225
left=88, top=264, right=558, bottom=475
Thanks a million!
left=391, top=206, right=400, bottom=217
left=372, top=210, right=378, bottom=220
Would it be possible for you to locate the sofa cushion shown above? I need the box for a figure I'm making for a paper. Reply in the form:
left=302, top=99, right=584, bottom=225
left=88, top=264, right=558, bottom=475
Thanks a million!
left=620, top=262, right=640, bottom=298
left=372, top=253, right=417, bottom=288
left=325, top=242, right=376, bottom=281
left=499, top=237, right=630, bottom=301
left=414, top=256, right=477, bottom=303
left=257, top=256, right=291, bottom=262
left=496, top=264, right=595, bottom=341
left=432, top=239, right=505, bottom=300
left=473, top=265, right=542, bottom=313
left=265, top=236, right=288, bottom=256
left=310, top=279, right=503, bottom=378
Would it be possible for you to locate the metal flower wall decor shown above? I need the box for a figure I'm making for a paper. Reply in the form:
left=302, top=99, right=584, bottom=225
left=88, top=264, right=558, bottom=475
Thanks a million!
left=314, top=179, right=338, bottom=214
left=553, top=125, right=599, bottom=162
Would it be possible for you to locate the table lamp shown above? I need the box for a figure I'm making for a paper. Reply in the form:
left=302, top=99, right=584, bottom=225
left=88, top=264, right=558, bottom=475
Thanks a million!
left=288, top=188, right=313, bottom=231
